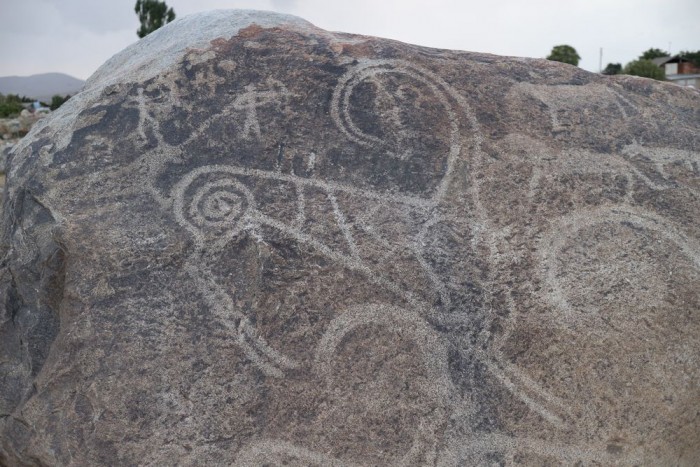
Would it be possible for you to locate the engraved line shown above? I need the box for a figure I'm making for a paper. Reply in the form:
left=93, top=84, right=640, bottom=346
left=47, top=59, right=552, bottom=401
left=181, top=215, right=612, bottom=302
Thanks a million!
left=412, top=215, right=452, bottom=309
left=174, top=163, right=434, bottom=209
left=608, top=88, right=632, bottom=120
left=235, top=333, right=285, bottom=378
left=482, top=360, right=566, bottom=427
left=186, top=263, right=295, bottom=378
left=440, top=433, right=642, bottom=465
left=306, top=151, right=316, bottom=174
left=314, top=304, right=452, bottom=465
left=136, top=87, right=148, bottom=142
left=294, top=183, right=306, bottom=230
left=494, top=358, right=569, bottom=413
left=327, top=190, right=360, bottom=260
left=539, top=205, right=700, bottom=322
left=248, top=210, right=426, bottom=311
left=352, top=206, right=400, bottom=262
left=240, top=318, right=299, bottom=369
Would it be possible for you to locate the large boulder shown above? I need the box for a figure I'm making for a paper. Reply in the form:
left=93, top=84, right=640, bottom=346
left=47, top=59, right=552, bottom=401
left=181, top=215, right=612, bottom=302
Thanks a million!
left=1, top=9, right=699, bottom=466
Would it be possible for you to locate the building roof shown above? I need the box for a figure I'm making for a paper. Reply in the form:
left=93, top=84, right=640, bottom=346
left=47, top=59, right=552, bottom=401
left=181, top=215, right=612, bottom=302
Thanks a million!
left=651, top=56, right=673, bottom=66
left=665, top=73, right=700, bottom=80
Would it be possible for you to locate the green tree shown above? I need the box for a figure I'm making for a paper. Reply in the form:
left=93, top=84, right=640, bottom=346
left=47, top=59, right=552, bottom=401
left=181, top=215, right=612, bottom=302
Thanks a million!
left=50, top=94, right=71, bottom=111
left=135, top=0, right=175, bottom=38
left=679, top=50, right=700, bottom=68
left=639, top=48, right=668, bottom=60
left=602, top=63, right=622, bottom=75
left=546, top=45, right=581, bottom=66
left=0, top=93, right=24, bottom=117
left=623, top=60, right=665, bottom=81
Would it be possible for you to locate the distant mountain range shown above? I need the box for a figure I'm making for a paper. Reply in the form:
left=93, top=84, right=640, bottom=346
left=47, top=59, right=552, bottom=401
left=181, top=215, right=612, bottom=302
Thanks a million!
left=0, top=73, right=85, bottom=102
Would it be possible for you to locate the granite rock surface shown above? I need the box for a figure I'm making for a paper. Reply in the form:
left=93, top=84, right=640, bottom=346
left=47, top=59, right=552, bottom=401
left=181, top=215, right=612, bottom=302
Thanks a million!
left=1, top=9, right=699, bottom=466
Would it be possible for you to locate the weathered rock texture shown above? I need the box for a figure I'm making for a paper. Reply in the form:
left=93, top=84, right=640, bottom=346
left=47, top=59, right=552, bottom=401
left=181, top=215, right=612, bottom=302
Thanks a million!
left=1, top=10, right=699, bottom=466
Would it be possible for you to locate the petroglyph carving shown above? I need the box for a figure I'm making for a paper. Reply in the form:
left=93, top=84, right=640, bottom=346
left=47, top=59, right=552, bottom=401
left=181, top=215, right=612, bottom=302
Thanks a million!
left=172, top=61, right=574, bottom=434
left=538, top=206, right=700, bottom=325
left=330, top=59, right=470, bottom=201
left=4, top=11, right=699, bottom=466
left=522, top=146, right=692, bottom=209
left=467, top=132, right=700, bottom=436
left=171, top=164, right=413, bottom=376
left=169, top=61, right=578, bottom=428
left=312, top=304, right=452, bottom=465
left=172, top=163, right=435, bottom=315
left=161, top=62, right=467, bottom=380
left=174, top=169, right=253, bottom=247
left=314, top=303, right=452, bottom=395
left=515, top=82, right=636, bottom=132
left=232, top=79, right=290, bottom=139
left=621, top=143, right=700, bottom=195
left=72, top=54, right=695, bottom=462
left=543, top=144, right=698, bottom=199
left=439, top=433, right=642, bottom=466
left=173, top=167, right=299, bottom=377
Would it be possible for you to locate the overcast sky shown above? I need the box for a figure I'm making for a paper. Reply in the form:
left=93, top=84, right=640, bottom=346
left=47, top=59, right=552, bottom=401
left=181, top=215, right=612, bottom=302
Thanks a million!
left=0, top=0, right=698, bottom=80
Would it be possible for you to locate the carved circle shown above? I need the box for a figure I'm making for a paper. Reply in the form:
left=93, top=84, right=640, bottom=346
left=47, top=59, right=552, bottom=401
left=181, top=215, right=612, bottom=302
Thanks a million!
left=189, top=179, right=248, bottom=229
left=314, top=303, right=454, bottom=464
left=173, top=166, right=255, bottom=244
left=331, top=59, right=459, bottom=154
left=539, top=207, right=700, bottom=325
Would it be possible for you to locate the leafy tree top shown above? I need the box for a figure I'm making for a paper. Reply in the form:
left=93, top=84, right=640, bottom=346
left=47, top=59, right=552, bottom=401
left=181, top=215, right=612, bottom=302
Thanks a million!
left=623, top=59, right=665, bottom=81
left=679, top=50, right=700, bottom=68
left=602, top=63, right=622, bottom=75
left=135, top=0, right=176, bottom=38
left=50, top=95, right=71, bottom=111
left=546, top=45, right=581, bottom=66
left=639, top=48, right=668, bottom=61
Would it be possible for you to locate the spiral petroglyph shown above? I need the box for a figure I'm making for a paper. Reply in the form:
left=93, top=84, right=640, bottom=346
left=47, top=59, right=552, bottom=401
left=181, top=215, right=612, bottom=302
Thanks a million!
left=190, top=180, right=248, bottom=226
left=173, top=166, right=254, bottom=247
left=172, top=166, right=300, bottom=378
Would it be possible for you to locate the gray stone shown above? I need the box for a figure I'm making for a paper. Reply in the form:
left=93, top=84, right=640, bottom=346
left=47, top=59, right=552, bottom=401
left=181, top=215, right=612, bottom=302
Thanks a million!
left=1, top=9, right=699, bottom=466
